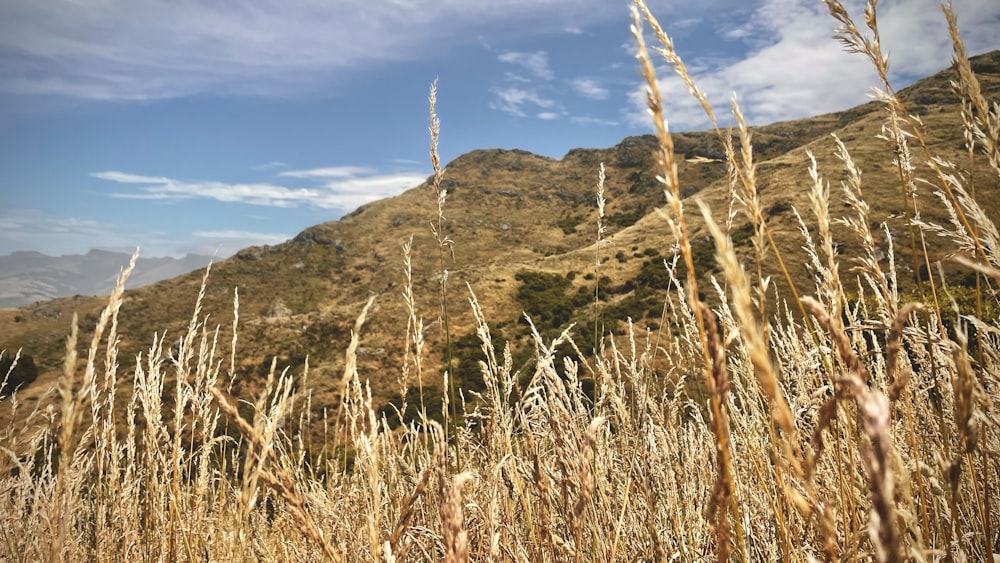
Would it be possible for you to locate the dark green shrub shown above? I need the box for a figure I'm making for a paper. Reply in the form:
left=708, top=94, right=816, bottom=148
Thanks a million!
left=556, top=215, right=584, bottom=235
left=514, top=270, right=591, bottom=330
left=689, top=237, right=718, bottom=276
left=0, top=354, right=37, bottom=396
left=451, top=329, right=507, bottom=395
left=635, top=258, right=673, bottom=290
left=731, top=222, right=755, bottom=247
left=377, top=384, right=446, bottom=430
left=604, top=292, right=662, bottom=322
left=608, top=206, right=645, bottom=228
left=766, top=199, right=793, bottom=218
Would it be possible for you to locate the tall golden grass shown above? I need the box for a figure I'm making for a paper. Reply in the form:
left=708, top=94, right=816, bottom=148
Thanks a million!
left=2, top=0, right=998, bottom=560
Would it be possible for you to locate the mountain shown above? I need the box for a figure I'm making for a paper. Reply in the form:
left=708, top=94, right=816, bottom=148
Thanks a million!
left=0, top=249, right=214, bottom=308
left=1, top=50, right=998, bottom=426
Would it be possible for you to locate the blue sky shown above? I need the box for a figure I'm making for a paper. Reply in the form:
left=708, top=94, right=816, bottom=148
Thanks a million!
left=1, top=0, right=998, bottom=259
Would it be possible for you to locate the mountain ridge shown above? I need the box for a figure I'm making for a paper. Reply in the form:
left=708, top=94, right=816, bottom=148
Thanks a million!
left=1, top=49, right=998, bottom=424
left=0, top=249, right=214, bottom=308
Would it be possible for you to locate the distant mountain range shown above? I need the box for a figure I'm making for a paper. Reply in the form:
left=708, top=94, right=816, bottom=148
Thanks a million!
left=0, top=249, right=214, bottom=308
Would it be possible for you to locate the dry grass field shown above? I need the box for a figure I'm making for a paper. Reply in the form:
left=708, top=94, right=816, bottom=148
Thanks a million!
left=2, top=0, right=999, bottom=561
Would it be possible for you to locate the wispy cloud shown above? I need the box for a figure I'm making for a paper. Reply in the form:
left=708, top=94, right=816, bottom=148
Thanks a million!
left=93, top=171, right=169, bottom=184
left=0, top=207, right=160, bottom=257
left=0, top=208, right=106, bottom=241
left=93, top=167, right=428, bottom=210
left=627, top=0, right=1000, bottom=131
left=194, top=230, right=290, bottom=242
left=497, top=50, right=554, bottom=80
left=251, top=161, right=287, bottom=171
left=3, top=162, right=427, bottom=257
left=96, top=172, right=318, bottom=207
left=0, top=1, right=626, bottom=101
left=0, top=206, right=295, bottom=258
left=314, top=172, right=432, bottom=210
left=719, top=24, right=754, bottom=41
left=278, top=166, right=375, bottom=179
left=571, top=115, right=619, bottom=127
left=671, top=17, right=703, bottom=31
left=190, top=230, right=292, bottom=255
left=570, top=78, right=609, bottom=100
left=503, top=72, right=533, bottom=84
left=490, top=87, right=559, bottom=118
left=490, top=49, right=564, bottom=119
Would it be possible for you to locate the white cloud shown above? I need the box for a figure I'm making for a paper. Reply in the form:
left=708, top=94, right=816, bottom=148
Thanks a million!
left=489, top=87, right=558, bottom=117
left=571, top=115, right=619, bottom=126
left=503, top=72, right=533, bottom=84
left=877, top=0, right=1000, bottom=77
left=0, top=208, right=107, bottom=242
left=671, top=17, right=703, bottom=31
left=6, top=0, right=988, bottom=106
left=194, top=230, right=291, bottom=246
left=491, top=48, right=570, bottom=119
left=570, top=78, right=610, bottom=100
left=2, top=162, right=429, bottom=257
left=315, top=172, right=433, bottom=209
left=0, top=206, right=296, bottom=258
left=720, top=24, right=754, bottom=41
left=497, top=51, right=554, bottom=80
left=0, top=207, right=169, bottom=257
left=93, top=167, right=428, bottom=210
left=92, top=171, right=170, bottom=184
left=627, top=0, right=1000, bottom=131
left=278, top=166, right=375, bottom=179
left=564, top=26, right=584, bottom=35
left=194, top=230, right=288, bottom=240
left=0, top=1, right=628, bottom=100
left=181, top=230, right=294, bottom=256
left=251, top=161, right=287, bottom=171
left=98, top=173, right=319, bottom=207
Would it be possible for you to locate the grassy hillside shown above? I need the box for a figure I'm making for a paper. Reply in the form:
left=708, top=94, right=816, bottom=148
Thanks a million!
left=1, top=0, right=999, bottom=560
left=3, top=44, right=998, bottom=427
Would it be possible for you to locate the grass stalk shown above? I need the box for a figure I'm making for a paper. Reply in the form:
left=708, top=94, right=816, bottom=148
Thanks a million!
left=428, top=80, right=459, bottom=461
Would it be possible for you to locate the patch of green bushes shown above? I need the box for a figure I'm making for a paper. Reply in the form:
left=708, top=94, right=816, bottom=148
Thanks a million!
left=0, top=354, right=37, bottom=397
left=608, top=206, right=645, bottom=228
left=731, top=222, right=755, bottom=247
left=377, top=384, right=447, bottom=430
left=555, top=215, right=585, bottom=235
left=514, top=270, right=591, bottom=330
